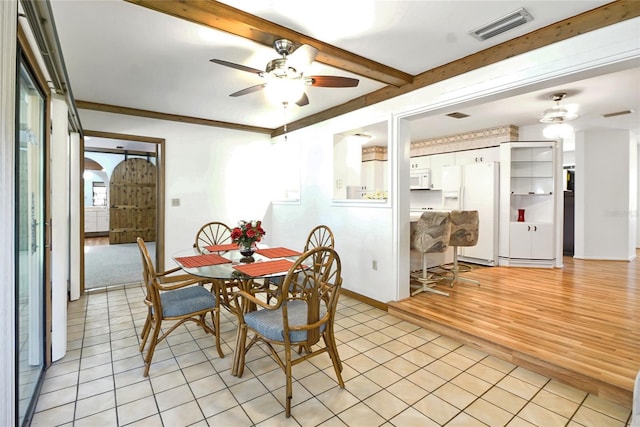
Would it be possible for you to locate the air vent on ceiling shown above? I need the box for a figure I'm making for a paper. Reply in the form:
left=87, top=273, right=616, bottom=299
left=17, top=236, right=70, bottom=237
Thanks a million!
left=603, top=109, right=635, bottom=118
left=470, top=8, right=534, bottom=41
left=446, top=112, right=470, bottom=119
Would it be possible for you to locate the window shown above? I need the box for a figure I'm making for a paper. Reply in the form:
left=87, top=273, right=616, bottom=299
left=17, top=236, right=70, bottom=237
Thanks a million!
left=92, top=182, right=106, bottom=206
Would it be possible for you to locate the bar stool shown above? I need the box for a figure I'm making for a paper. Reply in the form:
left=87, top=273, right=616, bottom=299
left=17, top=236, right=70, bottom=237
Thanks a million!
left=444, top=210, right=480, bottom=287
left=410, top=211, right=451, bottom=297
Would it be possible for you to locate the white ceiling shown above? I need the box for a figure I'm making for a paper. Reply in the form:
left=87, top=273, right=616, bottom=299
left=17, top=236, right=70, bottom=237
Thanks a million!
left=49, top=0, right=638, bottom=151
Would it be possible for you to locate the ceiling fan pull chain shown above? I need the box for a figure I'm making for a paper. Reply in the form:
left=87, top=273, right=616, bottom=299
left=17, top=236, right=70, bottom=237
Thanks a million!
left=282, top=102, right=289, bottom=141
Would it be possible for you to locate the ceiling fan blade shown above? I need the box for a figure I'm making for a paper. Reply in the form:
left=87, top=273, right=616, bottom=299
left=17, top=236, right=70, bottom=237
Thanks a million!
left=288, top=44, right=318, bottom=72
left=229, top=84, right=266, bottom=97
left=296, top=92, right=309, bottom=107
left=210, top=59, right=263, bottom=75
left=307, top=76, right=359, bottom=88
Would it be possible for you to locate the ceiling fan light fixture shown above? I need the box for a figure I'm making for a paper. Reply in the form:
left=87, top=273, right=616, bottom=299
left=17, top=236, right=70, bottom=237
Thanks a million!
left=266, top=58, right=298, bottom=77
left=273, top=39, right=296, bottom=56
left=540, top=105, right=579, bottom=123
left=470, top=7, right=533, bottom=41
left=264, top=76, right=306, bottom=107
left=212, top=38, right=355, bottom=109
left=539, top=92, right=579, bottom=123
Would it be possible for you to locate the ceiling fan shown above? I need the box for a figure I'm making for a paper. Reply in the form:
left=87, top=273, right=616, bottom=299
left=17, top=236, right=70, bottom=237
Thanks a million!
left=210, top=39, right=359, bottom=107
left=539, top=92, right=580, bottom=139
left=539, top=92, right=579, bottom=124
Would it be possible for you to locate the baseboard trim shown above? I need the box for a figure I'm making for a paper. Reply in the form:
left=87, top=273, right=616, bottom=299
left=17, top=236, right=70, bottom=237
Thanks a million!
left=340, top=288, right=387, bottom=312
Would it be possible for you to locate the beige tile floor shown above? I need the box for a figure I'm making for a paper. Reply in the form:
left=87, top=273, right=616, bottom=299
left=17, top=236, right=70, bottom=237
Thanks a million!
left=31, top=283, right=632, bottom=427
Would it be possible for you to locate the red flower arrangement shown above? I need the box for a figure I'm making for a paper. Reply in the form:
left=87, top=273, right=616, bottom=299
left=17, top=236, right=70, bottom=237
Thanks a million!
left=231, top=220, right=266, bottom=248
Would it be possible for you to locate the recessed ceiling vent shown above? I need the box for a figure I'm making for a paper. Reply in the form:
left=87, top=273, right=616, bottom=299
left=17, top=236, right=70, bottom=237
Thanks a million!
left=603, top=109, right=635, bottom=118
left=470, top=8, right=534, bottom=41
left=446, top=112, right=470, bottom=119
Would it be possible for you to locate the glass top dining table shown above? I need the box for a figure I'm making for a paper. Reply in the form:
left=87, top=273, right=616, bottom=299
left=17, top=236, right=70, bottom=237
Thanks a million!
left=172, top=245, right=301, bottom=281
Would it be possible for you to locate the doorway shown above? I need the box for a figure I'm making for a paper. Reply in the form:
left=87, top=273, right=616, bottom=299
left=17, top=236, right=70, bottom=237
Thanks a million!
left=81, top=131, right=165, bottom=293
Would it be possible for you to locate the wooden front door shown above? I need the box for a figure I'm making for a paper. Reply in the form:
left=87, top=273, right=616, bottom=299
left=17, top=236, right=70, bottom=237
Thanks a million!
left=109, top=158, right=156, bottom=244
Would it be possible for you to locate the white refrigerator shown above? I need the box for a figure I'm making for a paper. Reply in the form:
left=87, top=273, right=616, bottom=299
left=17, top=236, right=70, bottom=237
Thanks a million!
left=441, top=162, right=499, bottom=266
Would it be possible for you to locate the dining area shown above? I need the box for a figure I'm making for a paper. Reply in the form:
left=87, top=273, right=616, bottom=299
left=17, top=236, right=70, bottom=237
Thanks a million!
left=136, top=220, right=344, bottom=418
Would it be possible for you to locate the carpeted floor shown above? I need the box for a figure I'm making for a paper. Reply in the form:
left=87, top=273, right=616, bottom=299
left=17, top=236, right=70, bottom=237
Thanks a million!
left=84, top=242, right=155, bottom=289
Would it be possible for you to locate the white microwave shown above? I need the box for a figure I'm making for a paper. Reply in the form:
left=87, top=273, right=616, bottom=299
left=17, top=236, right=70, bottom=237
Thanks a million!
left=410, top=169, right=431, bottom=189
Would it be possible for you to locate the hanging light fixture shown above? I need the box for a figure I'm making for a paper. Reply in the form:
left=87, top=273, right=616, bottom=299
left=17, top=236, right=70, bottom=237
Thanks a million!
left=263, top=62, right=307, bottom=142
left=262, top=53, right=306, bottom=107
left=539, top=92, right=579, bottom=139
left=264, top=76, right=306, bottom=107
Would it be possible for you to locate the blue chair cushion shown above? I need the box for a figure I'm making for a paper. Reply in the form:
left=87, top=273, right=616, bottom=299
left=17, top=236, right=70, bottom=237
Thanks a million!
left=244, top=300, right=327, bottom=343
left=158, top=286, right=216, bottom=317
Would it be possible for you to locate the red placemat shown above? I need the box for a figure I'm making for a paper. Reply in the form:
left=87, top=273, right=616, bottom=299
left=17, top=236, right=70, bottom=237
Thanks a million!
left=176, top=253, right=231, bottom=268
left=205, top=243, right=238, bottom=252
left=255, top=247, right=301, bottom=259
left=233, top=259, right=295, bottom=277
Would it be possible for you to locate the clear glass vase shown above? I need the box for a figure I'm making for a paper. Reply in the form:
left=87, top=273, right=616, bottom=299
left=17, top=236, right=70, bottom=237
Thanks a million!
left=239, top=243, right=255, bottom=262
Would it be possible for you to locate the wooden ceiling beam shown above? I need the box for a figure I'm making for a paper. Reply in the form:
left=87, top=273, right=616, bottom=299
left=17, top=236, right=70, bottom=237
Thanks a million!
left=271, top=0, right=640, bottom=137
left=76, top=100, right=274, bottom=135
left=124, top=0, right=413, bottom=87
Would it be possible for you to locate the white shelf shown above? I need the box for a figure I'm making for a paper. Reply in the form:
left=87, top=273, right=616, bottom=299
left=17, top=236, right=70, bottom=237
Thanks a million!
left=500, top=142, right=557, bottom=265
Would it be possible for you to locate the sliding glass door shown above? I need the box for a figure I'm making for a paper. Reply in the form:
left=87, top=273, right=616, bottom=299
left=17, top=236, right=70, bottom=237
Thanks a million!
left=16, top=57, right=46, bottom=425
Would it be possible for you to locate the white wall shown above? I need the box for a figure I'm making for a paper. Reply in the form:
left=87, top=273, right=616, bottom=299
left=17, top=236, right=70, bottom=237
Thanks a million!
left=575, top=130, right=637, bottom=260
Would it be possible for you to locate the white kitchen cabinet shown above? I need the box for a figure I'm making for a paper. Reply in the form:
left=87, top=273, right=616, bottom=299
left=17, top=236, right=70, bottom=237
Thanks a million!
left=454, top=147, right=499, bottom=165
left=84, top=208, right=109, bottom=234
left=409, top=156, right=430, bottom=172
left=429, top=153, right=454, bottom=190
left=96, top=210, right=109, bottom=232
left=84, top=212, right=97, bottom=233
left=509, top=222, right=554, bottom=260
left=499, top=141, right=558, bottom=267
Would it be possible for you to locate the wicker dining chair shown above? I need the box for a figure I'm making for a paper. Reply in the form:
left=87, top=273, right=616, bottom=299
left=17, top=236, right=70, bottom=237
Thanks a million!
left=231, top=246, right=344, bottom=418
left=304, top=224, right=335, bottom=251
left=137, top=237, right=223, bottom=376
left=266, top=224, right=335, bottom=291
left=192, top=220, right=239, bottom=300
left=193, top=221, right=233, bottom=252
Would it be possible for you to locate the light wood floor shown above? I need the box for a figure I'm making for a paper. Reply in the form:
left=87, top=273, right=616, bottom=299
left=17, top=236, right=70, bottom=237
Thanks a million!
left=388, top=253, right=639, bottom=407
left=84, top=236, right=110, bottom=246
